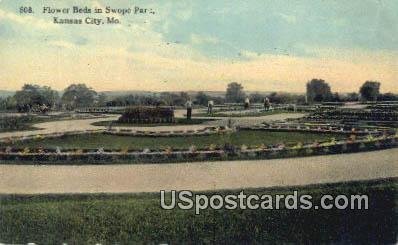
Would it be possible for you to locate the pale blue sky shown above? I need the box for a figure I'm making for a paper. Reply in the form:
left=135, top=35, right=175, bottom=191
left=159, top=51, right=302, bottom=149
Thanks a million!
left=0, top=0, right=397, bottom=92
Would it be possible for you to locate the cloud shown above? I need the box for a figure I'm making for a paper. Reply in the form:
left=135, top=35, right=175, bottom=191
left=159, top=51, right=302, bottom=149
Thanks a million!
left=72, top=36, right=88, bottom=46
left=174, top=2, right=193, bottom=20
left=48, top=40, right=76, bottom=49
left=0, top=9, right=57, bottom=30
left=278, top=13, right=297, bottom=24
left=0, top=1, right=397, bottom=93
left=191, top=34, right=219, bottom=45
left=1, top=40, right=397, bottom=93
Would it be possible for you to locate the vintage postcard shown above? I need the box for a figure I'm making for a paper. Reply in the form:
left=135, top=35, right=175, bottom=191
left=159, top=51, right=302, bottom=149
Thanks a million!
left=0, top=0, right=397, bottom=243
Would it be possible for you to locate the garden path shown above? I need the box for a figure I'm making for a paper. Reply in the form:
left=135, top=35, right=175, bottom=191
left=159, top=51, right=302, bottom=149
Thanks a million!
left=0, top=148, right=396, bottom=194
left=0, top=110, right=304, bottom=139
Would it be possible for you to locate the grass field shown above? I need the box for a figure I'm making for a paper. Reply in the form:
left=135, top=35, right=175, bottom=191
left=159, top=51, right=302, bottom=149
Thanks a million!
left=91, top=118, right=215, bottom=127
left=0, top=178, right=396, bottom=244
left=4, top=130, right=344, bottom=150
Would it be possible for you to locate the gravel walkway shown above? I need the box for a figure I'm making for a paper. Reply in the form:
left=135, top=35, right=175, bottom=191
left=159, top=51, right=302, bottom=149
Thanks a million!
left=0, top=148, right=396, bottom=194
left=0, top=111, right=304, bottom=138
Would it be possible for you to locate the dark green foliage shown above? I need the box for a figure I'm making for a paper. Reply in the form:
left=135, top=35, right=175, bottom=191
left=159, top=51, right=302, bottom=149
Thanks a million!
left=268, top=92, right=306, bottom=104
left=377, top=93, right=398, bottom=101
left=14, top=84, right=59, bottom=112
left=118, top=106, right=175, bottom=124
left=306, top=79, right=333, bottom=103
left=226, top=82, right=246, bottom=103
left=360, top=81, right=381, bottom=102
left=195, top=91, right=210, bottom=105
left=61, top=84, right=97, bottom=110
left=0, top=96, right=17, bottom=111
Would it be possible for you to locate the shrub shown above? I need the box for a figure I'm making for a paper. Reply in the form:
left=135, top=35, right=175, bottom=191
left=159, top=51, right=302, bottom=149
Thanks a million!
left=118, top=106, right=174, bottom=124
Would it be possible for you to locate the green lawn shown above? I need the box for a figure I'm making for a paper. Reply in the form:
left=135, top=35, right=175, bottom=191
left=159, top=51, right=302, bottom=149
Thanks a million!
left=5, top=130, right=344, bottom=150
left=91, top=118, right=216, bottom=127
left=0, top=178, right=396, bottom=244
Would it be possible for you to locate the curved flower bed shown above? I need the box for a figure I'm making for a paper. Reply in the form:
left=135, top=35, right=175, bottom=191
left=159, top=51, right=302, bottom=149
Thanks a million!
left=0, top=133, right=396, bottom=164
left=104, top=126, right=232, bottom=137
left=0, top=126, right=233, bottom=144
left=305, top=109, right=398, bottom=122
left=240, top=123, right=393, bottom=136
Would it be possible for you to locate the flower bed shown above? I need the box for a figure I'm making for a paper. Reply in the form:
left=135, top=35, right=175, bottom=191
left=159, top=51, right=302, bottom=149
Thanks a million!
left=240, top=123, right=392, bottom=136
left=118, top=106, right=175, bottom=124
left=305, top=109, right=398, bottom=122
left=104, top=126, right=232, bottom=137
left=0, top=134, right=396, bottom=164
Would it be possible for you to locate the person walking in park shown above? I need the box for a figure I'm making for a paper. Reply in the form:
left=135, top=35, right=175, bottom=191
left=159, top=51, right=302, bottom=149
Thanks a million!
left=186, top=99, right=193, bottom=120
left=244, top=97, right=250, bottom=110
left=207, top=100, right=214, bottom=114
left=264, top=97, right=270, bottom=111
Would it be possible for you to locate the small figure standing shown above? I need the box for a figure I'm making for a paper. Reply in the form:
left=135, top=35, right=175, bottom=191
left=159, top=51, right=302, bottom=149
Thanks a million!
left=207, top=100, right=214, bottom=114
left=40, top=104, right=49, bottom=114
left=244, top=97, right=250, bottom=110
left=264, top=97, right=270, bottom=111
left=55, top=146, right=62, bottom=154
left=186, top=99, right=193, bottom=120
left=107, top=121, right=114, bottom=131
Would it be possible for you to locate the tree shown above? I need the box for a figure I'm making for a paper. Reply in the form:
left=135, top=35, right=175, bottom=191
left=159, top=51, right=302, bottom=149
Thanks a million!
left=173, top=92, right=190, bottom=106
left=377, top=93, right=398, bottom=101
left=249, top=93, right=264, bottom=103
left=306, top=79, right=332, bottom=103
left=41, top=86, right=59, bottom=108
left=157, top=92, right=191, bottom=106
left=14, top=84, right=59, bottom=112
left=159, top=92, right=174, bottom=106
left=195, top=92, right=209, bottom=106
left=226, top=82, right=245, bottom=103
left=97, top=93, right=107, bottom=107
left=268, top=92, right=305, bottom=104
left=359, top=81, right=380, bottom=101
left=331, top=93, right=341, bottom=102
left=346, top=92, right=359, bottom=102
left=106, top=93, right=165, bottom=107
left=211, top=96, right=225, bottom=105
left=0, top=96, right=16, bottom=111
left=61, top=84, right=97, bottom=109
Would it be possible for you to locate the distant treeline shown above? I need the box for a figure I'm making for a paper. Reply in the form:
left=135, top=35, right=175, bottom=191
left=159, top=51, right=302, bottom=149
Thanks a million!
left=105, top=92, right=225, bottom=107
left=0, top=80, right=397, bottom=112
